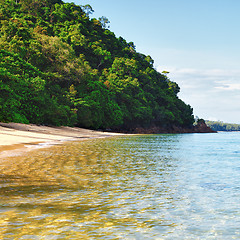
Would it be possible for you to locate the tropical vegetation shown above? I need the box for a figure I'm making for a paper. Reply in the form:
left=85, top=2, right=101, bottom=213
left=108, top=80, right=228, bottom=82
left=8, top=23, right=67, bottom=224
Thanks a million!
left=0, top=0, right=194, bottom=131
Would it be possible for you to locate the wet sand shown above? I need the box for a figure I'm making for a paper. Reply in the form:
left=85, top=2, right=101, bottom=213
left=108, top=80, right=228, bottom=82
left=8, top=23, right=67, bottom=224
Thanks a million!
left=0, top=122, right=124, bottom=158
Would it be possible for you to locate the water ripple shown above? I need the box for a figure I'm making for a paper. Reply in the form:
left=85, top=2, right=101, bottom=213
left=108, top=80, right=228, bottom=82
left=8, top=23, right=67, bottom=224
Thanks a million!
left=0, top=133, right=240, bottom=239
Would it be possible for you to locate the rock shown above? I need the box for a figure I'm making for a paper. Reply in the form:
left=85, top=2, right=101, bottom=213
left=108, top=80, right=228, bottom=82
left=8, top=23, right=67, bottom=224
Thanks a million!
left=193, top=119, right=216, bottom=133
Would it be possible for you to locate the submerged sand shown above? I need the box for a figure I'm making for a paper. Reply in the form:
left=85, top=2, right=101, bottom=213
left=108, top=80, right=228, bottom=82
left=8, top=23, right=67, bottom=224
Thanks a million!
left=0, top=122, right=124, bottom=158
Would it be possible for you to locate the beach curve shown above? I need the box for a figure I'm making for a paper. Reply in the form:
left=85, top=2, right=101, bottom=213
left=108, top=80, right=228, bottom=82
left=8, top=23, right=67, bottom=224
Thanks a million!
left=0, top=122, right=124, bottom=158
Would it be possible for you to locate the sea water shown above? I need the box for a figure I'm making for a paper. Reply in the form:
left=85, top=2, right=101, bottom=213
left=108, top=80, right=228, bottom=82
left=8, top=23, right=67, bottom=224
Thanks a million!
left=0, top=132, right=240, bottom=239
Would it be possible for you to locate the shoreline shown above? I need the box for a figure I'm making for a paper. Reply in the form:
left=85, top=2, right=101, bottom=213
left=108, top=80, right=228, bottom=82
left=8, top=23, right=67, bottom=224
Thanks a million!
left=0, top=121, right=216, bottom=159
left=0, top=122, right=125, bottom=159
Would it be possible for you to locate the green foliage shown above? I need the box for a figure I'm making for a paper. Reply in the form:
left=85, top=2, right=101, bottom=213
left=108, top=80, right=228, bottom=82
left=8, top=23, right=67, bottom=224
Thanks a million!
left=98, top=16, right=110, bottom=29
left=0, top=0, right=194, bottom=130
left=0, top=50, right=73, bottom=125
left=81, top=4, right=94, bottom=17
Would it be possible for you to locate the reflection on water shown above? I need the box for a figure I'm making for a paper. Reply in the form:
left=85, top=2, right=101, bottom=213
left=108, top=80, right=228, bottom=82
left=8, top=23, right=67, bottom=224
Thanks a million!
left=0, top=133, right=240, bottom=239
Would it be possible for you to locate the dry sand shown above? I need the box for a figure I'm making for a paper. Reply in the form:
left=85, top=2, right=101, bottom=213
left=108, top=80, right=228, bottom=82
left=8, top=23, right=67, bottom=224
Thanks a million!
left=0, top=122, right=124, bottom=158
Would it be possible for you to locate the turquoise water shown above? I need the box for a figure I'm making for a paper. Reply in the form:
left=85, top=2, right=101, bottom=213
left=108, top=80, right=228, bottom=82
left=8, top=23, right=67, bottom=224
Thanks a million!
left=0, top=132, right=240, bottom=239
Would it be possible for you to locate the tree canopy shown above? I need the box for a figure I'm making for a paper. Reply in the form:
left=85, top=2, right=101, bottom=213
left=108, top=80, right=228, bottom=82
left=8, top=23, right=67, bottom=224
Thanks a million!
left=0, top=0, right=194, bottom=131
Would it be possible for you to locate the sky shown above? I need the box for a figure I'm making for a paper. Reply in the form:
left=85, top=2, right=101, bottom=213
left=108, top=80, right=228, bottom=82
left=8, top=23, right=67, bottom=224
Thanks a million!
left=65, top=0, right=240, bottom=123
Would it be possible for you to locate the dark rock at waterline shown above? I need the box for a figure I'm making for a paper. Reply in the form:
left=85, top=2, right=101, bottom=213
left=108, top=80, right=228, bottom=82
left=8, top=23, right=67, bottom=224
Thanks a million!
left=193, top=120, right=216, bottom=133
left=126, top=120, right=216, bottom=134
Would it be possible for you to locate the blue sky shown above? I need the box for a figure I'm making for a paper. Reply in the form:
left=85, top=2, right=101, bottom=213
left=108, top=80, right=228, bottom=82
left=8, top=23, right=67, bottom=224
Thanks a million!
left=65, top=0, right=240, bottom=123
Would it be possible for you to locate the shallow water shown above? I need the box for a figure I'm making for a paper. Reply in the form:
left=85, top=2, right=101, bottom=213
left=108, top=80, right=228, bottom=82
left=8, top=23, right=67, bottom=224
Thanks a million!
left=0, top=132, right=240, bottom=239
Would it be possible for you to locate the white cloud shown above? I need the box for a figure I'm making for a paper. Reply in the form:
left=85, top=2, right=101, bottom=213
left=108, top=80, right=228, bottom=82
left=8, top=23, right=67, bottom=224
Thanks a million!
left=156, top=66, right=240, bottom=123
left=157, top=66, right=240, bottom=92
left=215, top=83, right=240, bottom=90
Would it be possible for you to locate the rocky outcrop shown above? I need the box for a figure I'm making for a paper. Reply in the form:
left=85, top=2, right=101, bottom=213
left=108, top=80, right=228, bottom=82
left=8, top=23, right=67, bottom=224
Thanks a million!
left=193, top=119, right=216, bottom=133
left=128, top=120, right=216, bottom=134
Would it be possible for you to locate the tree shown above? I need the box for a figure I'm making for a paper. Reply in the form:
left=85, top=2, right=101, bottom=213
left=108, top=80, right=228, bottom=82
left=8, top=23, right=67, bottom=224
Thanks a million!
left=98, top=16, right=110, bottom=29
left=162, top=70, right=169, bottom=76
left=81, top=4, right=94, bottom=17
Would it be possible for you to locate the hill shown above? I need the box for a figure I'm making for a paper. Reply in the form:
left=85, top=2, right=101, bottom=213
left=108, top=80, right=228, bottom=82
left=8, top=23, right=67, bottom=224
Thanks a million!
left=0, top=0, right=195, bottom=132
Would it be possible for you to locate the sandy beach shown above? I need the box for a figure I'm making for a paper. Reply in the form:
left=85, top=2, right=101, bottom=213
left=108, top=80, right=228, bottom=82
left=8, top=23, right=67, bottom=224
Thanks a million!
left=0, top=122, right=124, bottom=158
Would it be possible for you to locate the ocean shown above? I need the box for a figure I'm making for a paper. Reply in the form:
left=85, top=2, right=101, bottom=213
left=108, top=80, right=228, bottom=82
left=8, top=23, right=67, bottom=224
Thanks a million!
left=0, top=132, right=240, bottom=239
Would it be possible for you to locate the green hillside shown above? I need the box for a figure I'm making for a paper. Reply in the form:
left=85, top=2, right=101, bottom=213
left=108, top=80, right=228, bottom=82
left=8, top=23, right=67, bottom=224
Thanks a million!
left=0, top=0, right=194, bottom=131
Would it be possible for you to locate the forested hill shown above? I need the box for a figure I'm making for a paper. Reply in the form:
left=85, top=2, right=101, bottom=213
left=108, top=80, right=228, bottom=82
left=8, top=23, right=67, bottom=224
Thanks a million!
left=0, top=0, right=195, bottom=131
